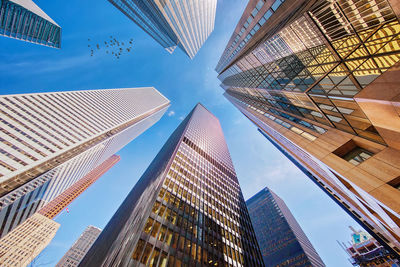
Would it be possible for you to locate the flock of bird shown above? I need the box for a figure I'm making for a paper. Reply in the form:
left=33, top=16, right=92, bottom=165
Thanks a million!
left=88, top=36, right=134, bottom=59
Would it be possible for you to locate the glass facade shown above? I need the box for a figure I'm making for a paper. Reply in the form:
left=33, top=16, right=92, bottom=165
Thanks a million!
left=247, top=188, right=325, bottom=267
left=0, top=0, right=61, bottom=48
left=108, top=0, right=217, bottom=58
left=80, top=104, right=264, bottom=267
left=218, top=0, right=400, bottom=145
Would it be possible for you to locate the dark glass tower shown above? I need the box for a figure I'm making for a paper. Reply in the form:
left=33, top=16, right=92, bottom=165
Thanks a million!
left=80, top=104, right=264, bottom=267
left=247, top=187, right=325, bottom=267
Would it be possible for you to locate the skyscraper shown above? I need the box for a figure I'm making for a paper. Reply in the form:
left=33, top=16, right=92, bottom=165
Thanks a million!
left=0, top=154, right=120, bottom=267
left=0, top=87, right=170, bottom=238
left=0, top=0, right=61, bottom=48
left=38, top=155, right=120, bottom=219
left=247, top=187, right=325, bottom=267
left=107, top=0, right=217, bottom=58
left=56, top=225, right=102, bottom=267
left=0, top=213, right=60, bottom=266
left=216, top=0, right=400, bottom=256
left=80, top=104, right=264, bottom=267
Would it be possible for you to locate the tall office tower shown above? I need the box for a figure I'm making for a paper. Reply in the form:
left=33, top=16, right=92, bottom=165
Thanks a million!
left=0, top=0, right=61, bottom=48
left=0, top=213, right=60, bottom=266
left=216, top=0, right=400, bottom=257
left=38, top=155, right=120, bottom=219
left=341, top=227, right=399, bottom=266
left=107, top=0, right=217, bottom=58
left=0, top=87, right=170, bottom=238
left=0, top=155, right=119, bottom=267
left=247, top=187, right=325, bottom=267
left=56, top=225, right=102, bottom=267
left=80, top=104, right=264, bottom=267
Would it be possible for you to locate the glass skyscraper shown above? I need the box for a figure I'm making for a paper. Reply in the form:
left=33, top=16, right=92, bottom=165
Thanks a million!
left=0, top=87, right=170, bottom=238
left=0, top=0, right=61, bottom=48
left=217, top=0, right=400, bottom=258
left=80, top=104, right=264, bottom=267
left=247, top=187, right=325, bottom=267
left=107, top=0, right=217, bottom=58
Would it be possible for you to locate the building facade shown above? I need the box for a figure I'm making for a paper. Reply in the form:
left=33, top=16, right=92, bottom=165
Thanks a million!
left=0, top=0, right=61, bottom=48
left=56, top=225, right=102, bottom=267
left=247, top=187, right=325, bottom=267
left=107, top=0, right=217, bottom=58
left=80, top=104, right=264, bottom=267
left=0, top=213, right=60, bottom=267
left=38, top=155, right=120, bottom=219
left=0, top=87, right=170, bottom=238
left=341, top=227, right=399, bottom=267
left=217, top=0, right=400, bottom=256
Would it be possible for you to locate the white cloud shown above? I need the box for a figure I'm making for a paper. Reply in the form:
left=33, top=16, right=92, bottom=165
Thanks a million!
left=167, top=110, right=175, bottom=117
left=178, top=116, right=184, bottom=121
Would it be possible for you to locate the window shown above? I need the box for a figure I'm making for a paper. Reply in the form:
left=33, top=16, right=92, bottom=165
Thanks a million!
left=263, top=10, right=273, bottom=21
left=251, top=8, right=258, bottom=17
left=388, top=176, right=400, bottom=190
left=271, top=0, right=283, bottom=11
left=132, top=239, right=145, bottom=261
left=256, top=0, right=264, bottom=10
left=343, top=147, right=373, bottom=165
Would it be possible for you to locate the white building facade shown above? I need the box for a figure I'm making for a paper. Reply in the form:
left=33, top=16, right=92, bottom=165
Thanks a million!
left=0, top=87, right=170, bottom=238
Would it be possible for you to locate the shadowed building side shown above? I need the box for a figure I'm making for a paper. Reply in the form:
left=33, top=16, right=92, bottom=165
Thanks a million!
left=247, top=187, right=325, bottom=267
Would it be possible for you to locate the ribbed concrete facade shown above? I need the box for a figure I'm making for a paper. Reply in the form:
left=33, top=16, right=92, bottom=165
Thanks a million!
left=0, top=0, right=61, bottom=47
left=0, top=87, right=169, bottom=238
left=107, top=0, right=217, bottom=58
left=80, top=104, right=264, bottom=267
left=217, top=0, right=400, bottom=257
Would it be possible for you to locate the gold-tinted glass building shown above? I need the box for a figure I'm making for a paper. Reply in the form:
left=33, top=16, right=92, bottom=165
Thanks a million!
left=80, top=104, right=264, bottom=266
left=217, top=0, right=400, bottom=257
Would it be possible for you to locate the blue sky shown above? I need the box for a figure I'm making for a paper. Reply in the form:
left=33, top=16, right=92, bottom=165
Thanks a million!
left=0, top=0, right=361, bottom=266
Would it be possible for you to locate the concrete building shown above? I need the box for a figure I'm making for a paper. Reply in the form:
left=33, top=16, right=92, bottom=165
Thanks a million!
left=0, top=87, right=170, bottom=238
left=80, top=104, right=264, bottom=266
left=107, top=0, right=217, bottom=58
left=247, top=187, right=325, bottom=267
left=56, top=225, right=102, bottom=267
left=0, top=213, right=60, bottom=267
left=0, top=0, right=61, bottom=48
left=216, top=0, right=400, bottom=257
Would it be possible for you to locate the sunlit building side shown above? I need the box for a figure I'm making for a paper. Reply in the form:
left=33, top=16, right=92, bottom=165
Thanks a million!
left=107, top=0, right=217, bottom=58
left=0, top=88, right=169, bottom=238
left=217, top=0, right=400, bottom=257
left=0, top=213, right=60, bottom=267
